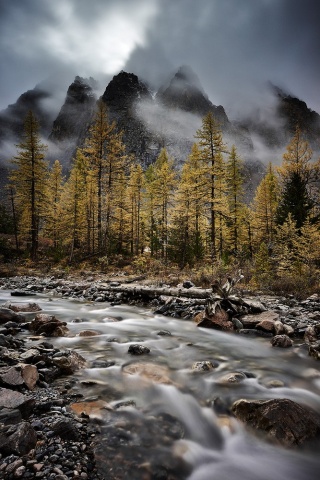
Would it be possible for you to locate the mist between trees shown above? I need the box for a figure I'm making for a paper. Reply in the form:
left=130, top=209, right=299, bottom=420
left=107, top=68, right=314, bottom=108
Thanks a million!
left=1, top=103, right=320, bottom=297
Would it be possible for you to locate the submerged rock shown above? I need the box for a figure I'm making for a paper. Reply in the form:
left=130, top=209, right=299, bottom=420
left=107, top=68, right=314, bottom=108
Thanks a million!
left=232, top=398, right=320, bottom=447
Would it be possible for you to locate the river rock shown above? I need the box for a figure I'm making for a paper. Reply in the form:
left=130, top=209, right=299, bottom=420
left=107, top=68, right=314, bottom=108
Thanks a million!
left=0, top=364, right=38, bottom=390
left=4, top=301, right=42, bottom=313
left=195, top=307, right=234, bottom=331
left=0, top=388, right=35, bottom=417
left=231, top=398, right=320, bottom=446
left=122, top=363, right=172, bottom=384
left=309, top=341, right=320, bottom=360
left=304, top=326, right=318, bottom=344
left=256, top=318, right=276, bottom=333
left=0, top=422, right=37, bottom=455
left=271, top=334, right=293, bottom=348
left=191, top=361, right=216, bottom=372
left=274, top=320, right=285, bottom=335
left=128, top=344, right=150, bottom=355
left=52, top=350, right=86, bottom=374
left=0, top=308, right=25, bottom=324
left=78, top=330, right=101, bottom=336
left=28, top=313, right=69, bottom=337
left=216, top=372, right=246, bottom=385
left=0, top=407, right=22, bottom=425
left=240, top=310, right=279, bottom=329
left=51, top=418, right=81, bottom=441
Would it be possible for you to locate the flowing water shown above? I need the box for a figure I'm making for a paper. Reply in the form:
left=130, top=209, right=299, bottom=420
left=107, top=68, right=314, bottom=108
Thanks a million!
left=2, top=289, right=320, bottom=479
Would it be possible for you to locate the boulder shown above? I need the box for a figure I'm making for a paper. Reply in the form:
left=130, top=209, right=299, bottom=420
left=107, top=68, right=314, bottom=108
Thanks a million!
left=4, top=302, right=42, bottom=313
left=0, top=388, right=35, bottom=417
left=240, top=310, right=279, bottom=329
left=52, top=350, right=86, bottom=374
left=128, top=344, right=150, bottom=355
left=195, top=307, right=234, bottom=331
left=271, top=334, right=293, bottom=348
left=304, top=326, right=318, bottom=344
left=0, top=422, right=37, bottom=455
left=232, top=398, right=320, bottom=446
left=0, top=308, right=25, bottom=324
left=309, top=341, right=320, bottom=360
left=256, top=319, right=276, bottom=333
left=0, top=364, right=38, bottom=390
left=28, top=313, right=69, bottom=337
left=51, top=418, right=80, bottom=441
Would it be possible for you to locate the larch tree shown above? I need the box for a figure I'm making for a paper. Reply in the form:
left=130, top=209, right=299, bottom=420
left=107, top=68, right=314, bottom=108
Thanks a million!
left=45, top=160, right=64, bottom=252
left=82, top=99, right=129, bottom=254
left=195, top=111, right=227, bottom=259
left=225, top=145, right=245, bottom=255
left=169, top=143, right=207, bottom=267
left=251, top=163, right=279, bottom=249
left=61, top=150, right=88, bottom=262
left=147, top=148, right=176, bottom=260
left=9, top=111, right=48, bottom=260
left=127, top=163, right=145, bottom=255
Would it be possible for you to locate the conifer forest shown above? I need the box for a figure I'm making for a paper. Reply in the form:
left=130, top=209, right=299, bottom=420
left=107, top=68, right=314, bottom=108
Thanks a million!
left=1, top=103, right=320, bottom=296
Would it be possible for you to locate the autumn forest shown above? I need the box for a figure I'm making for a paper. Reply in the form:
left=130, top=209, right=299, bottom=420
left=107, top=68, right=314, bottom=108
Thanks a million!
left=1, top=100, right=320, bottom=295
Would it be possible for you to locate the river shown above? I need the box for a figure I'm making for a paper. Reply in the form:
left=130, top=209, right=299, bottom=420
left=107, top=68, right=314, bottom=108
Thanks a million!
left=1, top=289, right=320, bottom=479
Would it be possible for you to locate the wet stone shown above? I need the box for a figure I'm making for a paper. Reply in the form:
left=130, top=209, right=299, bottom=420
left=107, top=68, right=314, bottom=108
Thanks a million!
left=128, top=344, right=150, bottom=355
left=271, top=334, right=293, bottom=348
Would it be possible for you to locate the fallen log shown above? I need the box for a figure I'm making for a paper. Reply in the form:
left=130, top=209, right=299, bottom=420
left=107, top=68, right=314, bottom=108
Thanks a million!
left=99, top=284, right=213, bottom=300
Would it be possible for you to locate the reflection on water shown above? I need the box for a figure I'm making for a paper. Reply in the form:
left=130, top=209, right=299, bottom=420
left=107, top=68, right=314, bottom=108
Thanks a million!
left=1, top=289, right=320, bottom=479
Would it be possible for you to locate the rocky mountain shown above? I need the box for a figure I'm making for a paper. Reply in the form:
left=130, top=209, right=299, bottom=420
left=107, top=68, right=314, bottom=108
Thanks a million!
left=0, top=86, right=56, bottom=163
left=1, top=65, right=320, bottom=204
left=238, top=84, right=320, bottom=153
left=101, top=71, right=159, bottom=167
left=157, top=65, right=228, bottom=126
left=49, top=76, right=98, bottom=164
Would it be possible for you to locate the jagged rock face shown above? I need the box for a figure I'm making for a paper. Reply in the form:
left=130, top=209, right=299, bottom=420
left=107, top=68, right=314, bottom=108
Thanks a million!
left=238, top=85, right=320, bottom=153
left=0, top=87, right=55, bottom=165
left=49, top=76, right=97, bottom=163
left=102, top=71, right=159, bottom=166
left=276, top=89, right=320, bottom=149
left=157, top=65, right=229, bottom=127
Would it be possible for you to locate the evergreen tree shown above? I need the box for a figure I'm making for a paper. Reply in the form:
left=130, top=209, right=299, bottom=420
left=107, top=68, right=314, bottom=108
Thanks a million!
left=276, top=170, right=314, bottom=229
left=9, top=111, right=48, bottom=260
left=277, top=126, right=319, bottom=228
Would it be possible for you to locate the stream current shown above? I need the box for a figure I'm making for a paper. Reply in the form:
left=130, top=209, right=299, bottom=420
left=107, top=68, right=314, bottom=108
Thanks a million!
left=2, top=289, right=320, bottom=479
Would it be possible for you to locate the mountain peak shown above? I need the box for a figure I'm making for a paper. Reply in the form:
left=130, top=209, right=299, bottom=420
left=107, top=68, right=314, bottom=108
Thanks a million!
left=156, top=65, right=228, bottom=125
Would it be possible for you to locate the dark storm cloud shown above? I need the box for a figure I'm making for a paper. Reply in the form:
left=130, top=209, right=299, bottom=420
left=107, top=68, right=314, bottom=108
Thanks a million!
left=125, top=0, right=320, bottom=115
left=0, top=0, right=319, bottom=115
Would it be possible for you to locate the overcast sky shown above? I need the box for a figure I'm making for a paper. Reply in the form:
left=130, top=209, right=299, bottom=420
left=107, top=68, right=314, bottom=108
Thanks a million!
left=1, top=0, right=319, bottom=116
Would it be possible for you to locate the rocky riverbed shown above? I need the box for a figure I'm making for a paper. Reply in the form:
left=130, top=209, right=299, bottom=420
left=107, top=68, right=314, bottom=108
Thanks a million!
left=1, top=275, right=320, bottom=479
